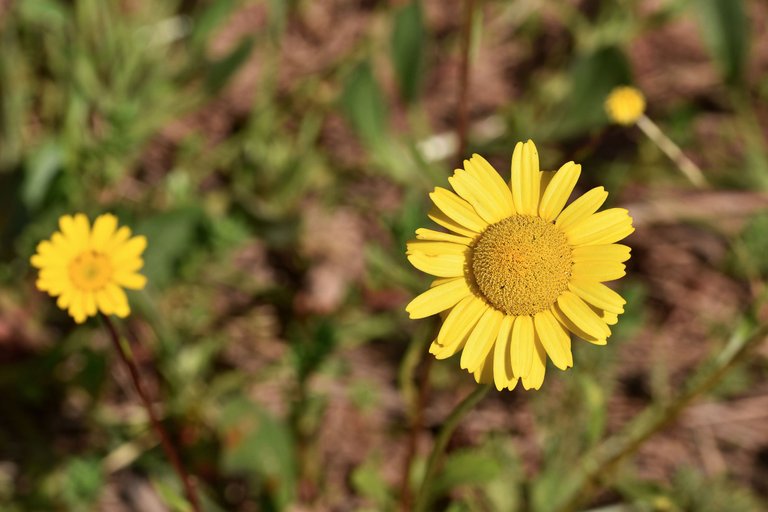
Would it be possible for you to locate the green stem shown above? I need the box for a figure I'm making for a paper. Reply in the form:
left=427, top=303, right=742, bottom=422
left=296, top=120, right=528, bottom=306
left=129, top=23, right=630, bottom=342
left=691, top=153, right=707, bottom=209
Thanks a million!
left=397, top=326, right=431, bottom=511
left=414, top=383, right=491, bottom=512
left=552, top=318, right=768, bottom=512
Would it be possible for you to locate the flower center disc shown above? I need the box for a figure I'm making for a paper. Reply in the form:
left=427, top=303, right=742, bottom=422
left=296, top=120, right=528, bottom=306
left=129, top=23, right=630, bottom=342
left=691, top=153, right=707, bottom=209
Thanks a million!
left=471, top=215, right=573, bottom=316
left=69, top=251, right=113, bottom=291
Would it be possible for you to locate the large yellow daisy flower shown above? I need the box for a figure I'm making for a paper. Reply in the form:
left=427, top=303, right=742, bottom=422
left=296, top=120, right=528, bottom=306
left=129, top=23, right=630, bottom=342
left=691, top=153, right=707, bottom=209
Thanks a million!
left=406, top=140, right=633, bottom=391
left=31, top=213, right=147, bottom=324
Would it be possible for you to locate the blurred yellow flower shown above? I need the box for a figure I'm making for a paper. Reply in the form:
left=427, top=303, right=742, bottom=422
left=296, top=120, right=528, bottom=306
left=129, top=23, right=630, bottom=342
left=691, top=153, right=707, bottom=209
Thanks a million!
left=605, top=86, right=646, bottom=125
left=406, top=140, right=633, bottom=390
left=31, top=213, right=147, bottom=323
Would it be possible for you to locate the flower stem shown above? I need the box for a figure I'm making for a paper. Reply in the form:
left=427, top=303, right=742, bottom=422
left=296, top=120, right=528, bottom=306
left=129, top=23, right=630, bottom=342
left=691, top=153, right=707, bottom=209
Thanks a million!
left=414, top=383, right=491, bottom=512
left=455, top=0, right=475, bottom=167
left=101, top=314, right=202, bottom=512
left=398, top=343, right=432, bottom=511
left=636, top=114, right=709, bottom=188
left=552, top=317, right=768, bottom=512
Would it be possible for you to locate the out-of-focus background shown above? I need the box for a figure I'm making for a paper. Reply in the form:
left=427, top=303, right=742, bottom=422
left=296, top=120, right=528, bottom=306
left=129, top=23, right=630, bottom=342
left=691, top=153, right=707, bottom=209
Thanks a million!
left=1, top=0, right=768, bottom=510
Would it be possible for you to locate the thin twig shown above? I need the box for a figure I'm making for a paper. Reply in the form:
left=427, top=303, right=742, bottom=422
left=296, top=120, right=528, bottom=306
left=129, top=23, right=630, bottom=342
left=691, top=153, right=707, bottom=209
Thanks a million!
left=414, top=384, right=491, bottom=512
left=455, top=0, right=475, bottom=168
left=101, top=314, right=202, bottom=512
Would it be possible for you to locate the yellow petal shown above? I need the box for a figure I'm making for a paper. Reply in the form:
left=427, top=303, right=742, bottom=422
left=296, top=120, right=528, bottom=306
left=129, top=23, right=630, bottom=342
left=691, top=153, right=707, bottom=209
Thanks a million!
left=572, top=261, right=626, bottom=282
left=407, top=253, right=465, bottom=277
left=534, top=309, right=573, bottom=370
left=557, top=291, right=611, bottom=340
left=112, top=236, right=148, bottom=264
left=510, top=140, right=540, bottom=216
left=104, top=284, right=130, bottom=318
left=103, top=226, right=132, bottom=253
left=60, top=213, right=91, bottom=253
left=90, top=214, right=118, bottom=251
left=510, top=315, right=534, bottom=379
left=460, top=307, right=504, bottom=373
left=84, top=292, right=97, bottom=317
left=551, top=304, right=607, bottom=345
left=601, top=310, right=619, bottom=325
left=467, top=154, right=515, bottom=216
left=406, top=277, right=471, bottom=319
left=406, top=240, right=468, bottom=256
left=572, top=244, right=631, bottom=263
left=472, top=349, right=495, bottom=385
left=434, top=295, right=487, bottom=359
left=429, top=188, right=488, bottom=233
left=57, top=289, right=73, bottom=309
left=112, top=257, right=144, bottom=274
left=68, top=290, right=87, bottom=323
left=449, top=170, right=506, bottom=224
left=96, top=289, right=115, bottom=315
left=521, top=337, right=547, bottom=390
left=114, top=272, right=147, bottom=290
left=539, top=162, right=581, bottom=221
left=565, top=208, right=634, bottom=246
left=569, top=280, right=625, bottom=314
left=428, top=206, right=479, bottom=238
left=493, top=316, right=516, bottom=391
left=538, top=171, right=556, bottom=202
left=555, top=187, right=608, bottom=232
left=415, top=228, right=473, bottom=245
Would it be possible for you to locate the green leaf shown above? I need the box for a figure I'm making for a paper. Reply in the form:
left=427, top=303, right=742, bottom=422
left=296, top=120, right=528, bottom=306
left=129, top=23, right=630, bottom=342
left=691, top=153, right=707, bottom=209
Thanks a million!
left=552, top=45, right=632, bottom=137
left=219, top=398, right=296, bottom=507
left=190, top=0, right=237, bottom=50
left=17, top=0, right=70, bottom=29
left=695, top=0, right=749, bottom=86
left=59, top=457, right=103, bottom=509
left=351, top=459, right=394, bottom=509
left=292, top=319, right=337, bottom=382
left=432, top=450, right=503, bottom=498
left=135, top=208, right=202, bottom=288
left=22, top=140, right=61, bottom=210
left=391, top=1, right=426, bottom=104
left=341, top=61, right=388, bottom=149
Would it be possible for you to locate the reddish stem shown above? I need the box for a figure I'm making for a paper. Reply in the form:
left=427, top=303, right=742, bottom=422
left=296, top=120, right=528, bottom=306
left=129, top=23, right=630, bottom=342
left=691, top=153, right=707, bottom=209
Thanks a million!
left=101, top=314, right=202, bottom=512
left=455, top=0, right=475, bottom=168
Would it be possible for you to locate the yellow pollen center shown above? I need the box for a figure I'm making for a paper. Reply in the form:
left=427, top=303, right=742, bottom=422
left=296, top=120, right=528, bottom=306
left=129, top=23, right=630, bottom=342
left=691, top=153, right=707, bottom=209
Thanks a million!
left=470, top=215, right=573, bottom=316
left=68, top=251, right=113, bottom=291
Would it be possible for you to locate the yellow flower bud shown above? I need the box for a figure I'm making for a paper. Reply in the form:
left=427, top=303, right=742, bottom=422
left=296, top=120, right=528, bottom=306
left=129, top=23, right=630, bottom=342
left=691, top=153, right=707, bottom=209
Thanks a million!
left=605, top=86, right=646, bottom=125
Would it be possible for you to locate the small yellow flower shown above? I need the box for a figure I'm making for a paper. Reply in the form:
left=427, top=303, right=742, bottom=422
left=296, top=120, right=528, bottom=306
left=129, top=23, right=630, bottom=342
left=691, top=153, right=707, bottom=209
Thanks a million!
left=406, top=140, right=633, bottom=390
left=605, top=86, right=646, bottom=125
left=31, top=213, right=147, bottom=323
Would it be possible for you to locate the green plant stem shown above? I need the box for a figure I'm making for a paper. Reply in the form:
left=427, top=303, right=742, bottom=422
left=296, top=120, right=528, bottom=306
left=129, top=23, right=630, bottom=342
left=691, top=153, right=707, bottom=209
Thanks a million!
left=101, top=314, right=202, bottom=512
left=553, top=318, right=768, bottom=512
left=398, top=343, right=432, bottom=511
left=414, top=383, right=491, bottom=512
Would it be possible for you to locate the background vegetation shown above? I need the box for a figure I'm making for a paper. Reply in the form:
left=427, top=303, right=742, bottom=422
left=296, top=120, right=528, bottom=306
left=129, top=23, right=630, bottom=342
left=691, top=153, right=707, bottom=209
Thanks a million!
left=1, top=0, right=768, bottom=510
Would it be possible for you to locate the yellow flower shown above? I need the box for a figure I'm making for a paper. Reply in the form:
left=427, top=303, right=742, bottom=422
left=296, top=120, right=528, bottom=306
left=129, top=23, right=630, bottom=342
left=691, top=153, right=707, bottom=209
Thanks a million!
left=31, top=213, right=147, bottom=324
left=406, top=140, right=633, bottom=391
left=605, top=86, right=646, bottom=125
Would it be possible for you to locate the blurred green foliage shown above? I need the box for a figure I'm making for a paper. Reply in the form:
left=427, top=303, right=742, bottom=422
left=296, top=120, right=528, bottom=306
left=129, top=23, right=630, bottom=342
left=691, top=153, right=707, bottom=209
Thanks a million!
left=1, top=0, right=767, bottom=511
